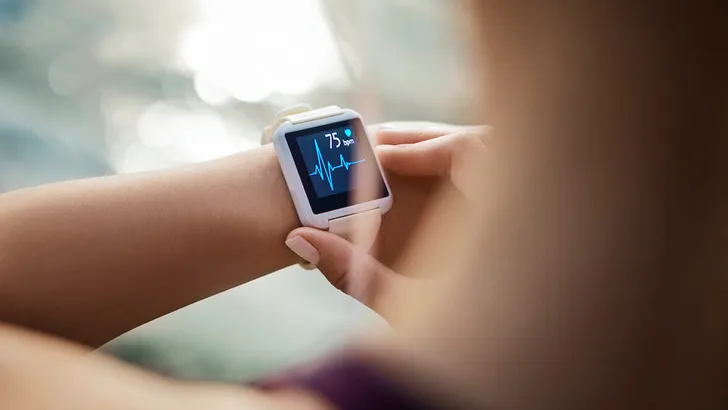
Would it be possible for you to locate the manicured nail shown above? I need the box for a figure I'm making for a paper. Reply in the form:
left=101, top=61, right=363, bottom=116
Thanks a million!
left=285, top=236, right=320, bottom=266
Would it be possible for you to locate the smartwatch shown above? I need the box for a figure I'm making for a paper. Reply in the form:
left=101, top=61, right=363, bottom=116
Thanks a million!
left=262, top=104, right=393, bottom=255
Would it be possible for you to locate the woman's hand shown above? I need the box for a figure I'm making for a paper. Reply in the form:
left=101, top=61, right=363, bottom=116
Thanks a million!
left=284, top=126, right=491, bottom=316
left=377, top=126, right=492, bottom=202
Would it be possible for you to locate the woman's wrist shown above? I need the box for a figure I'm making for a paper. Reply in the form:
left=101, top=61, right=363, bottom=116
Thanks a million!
left=204, top=145, right=301, bottom=272
left=0, top=144, right=302, bottom=346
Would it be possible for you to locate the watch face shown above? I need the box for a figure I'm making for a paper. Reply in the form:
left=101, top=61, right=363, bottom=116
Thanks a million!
left=286, top=118, right=389, bottom=214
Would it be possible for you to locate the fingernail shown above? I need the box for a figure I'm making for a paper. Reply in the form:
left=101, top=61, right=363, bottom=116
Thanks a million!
left=285, top=236, right=320, bottom=266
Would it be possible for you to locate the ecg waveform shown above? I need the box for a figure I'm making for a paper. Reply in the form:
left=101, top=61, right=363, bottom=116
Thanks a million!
left=308, top=139, right=365, bottom=191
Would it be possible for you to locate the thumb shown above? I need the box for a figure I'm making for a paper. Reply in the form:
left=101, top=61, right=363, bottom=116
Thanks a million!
left=285, top=227, right=403, bottom=311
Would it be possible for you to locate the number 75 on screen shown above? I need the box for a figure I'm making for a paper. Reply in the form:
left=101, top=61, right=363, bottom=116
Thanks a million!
left=326, top=132, right=355, bottom=149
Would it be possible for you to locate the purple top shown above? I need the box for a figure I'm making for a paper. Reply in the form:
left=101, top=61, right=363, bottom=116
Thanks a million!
left=257, top=353, right=436, bottom=410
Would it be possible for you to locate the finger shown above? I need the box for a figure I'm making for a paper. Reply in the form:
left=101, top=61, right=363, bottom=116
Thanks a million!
left=376, top=125, right=493, bottom=146
left=376, top=128, right=463, bottom=146
left=285, top=227, right=402, bottom=308
left=377, top=131, right=487, bottom=178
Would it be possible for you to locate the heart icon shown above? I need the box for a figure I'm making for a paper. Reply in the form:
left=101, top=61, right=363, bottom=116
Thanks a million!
left=344, top=128, right=352, bottom=137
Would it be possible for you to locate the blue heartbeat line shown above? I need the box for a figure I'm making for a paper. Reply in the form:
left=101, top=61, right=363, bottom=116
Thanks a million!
left=308, top=139, right=365, bottom=191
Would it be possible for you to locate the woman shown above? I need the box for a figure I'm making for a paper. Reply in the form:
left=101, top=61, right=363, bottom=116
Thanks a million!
left=1, top=1, right=726, bottom=409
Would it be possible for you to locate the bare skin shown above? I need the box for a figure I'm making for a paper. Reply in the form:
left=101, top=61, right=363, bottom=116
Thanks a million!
left=0, top=128, right=463, bottom=410
left=0, top=126, right=477, bottom=410
left=0, top=322, right=329, bottom=410
left=0, top=144, right=437, bottom=347
left=1, top=1, right=726, bottom=409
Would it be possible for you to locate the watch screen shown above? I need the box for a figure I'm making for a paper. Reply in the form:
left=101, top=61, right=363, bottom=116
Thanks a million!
left=286, top=118, right=389, bottom=214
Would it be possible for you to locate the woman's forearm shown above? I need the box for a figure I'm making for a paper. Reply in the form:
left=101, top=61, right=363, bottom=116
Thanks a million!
left=0, top=145, right=300, bottom=346
left=0, top=323, right=326, bottom=410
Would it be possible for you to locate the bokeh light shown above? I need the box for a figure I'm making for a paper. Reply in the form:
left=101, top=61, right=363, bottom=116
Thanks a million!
left=0, top=0, right=472, bottom=382
left=180, top=0, right=347, bottom=104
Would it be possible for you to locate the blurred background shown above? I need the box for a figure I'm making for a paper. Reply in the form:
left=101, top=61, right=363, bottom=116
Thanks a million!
left=0, top=0, right=474, bottom=382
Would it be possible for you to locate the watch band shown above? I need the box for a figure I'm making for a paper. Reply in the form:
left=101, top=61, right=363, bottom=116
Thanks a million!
left=263, top=105, right=383, bottom=268
left=329, top=208, right=381, bottom=251
left=261, top=104, right=344, bottom=145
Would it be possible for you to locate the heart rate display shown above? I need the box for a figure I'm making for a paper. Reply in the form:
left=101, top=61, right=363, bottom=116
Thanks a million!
left=295, top=124, right=367, bottom=199
left=308, top=138, right=365, bottom=192
left=286, top=118, right=389, bottom=214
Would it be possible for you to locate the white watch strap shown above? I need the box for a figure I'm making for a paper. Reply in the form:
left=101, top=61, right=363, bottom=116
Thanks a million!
left=329, top=208, right=382, bottom=251
left=263, top=104, right=383, bottom=269
left=261, top=104, right=343, bottom=144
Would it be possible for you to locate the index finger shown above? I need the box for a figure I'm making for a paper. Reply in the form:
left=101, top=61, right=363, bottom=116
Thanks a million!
left=376, top=128, right=464, bottom=145
left=377, top=125, right=493, bottom=146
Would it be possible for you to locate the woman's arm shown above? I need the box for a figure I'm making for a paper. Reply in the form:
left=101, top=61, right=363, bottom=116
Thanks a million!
left=0, top=322, right=328, bottom=410
left=0, top=142, right=435, bottom=348
left=0, top=146, right=300, bottom=347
